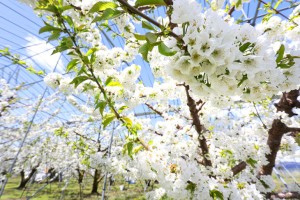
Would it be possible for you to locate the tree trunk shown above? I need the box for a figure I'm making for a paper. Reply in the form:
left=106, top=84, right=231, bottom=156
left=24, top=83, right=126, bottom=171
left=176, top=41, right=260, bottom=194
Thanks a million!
left=17, top=168, right=37, bottom=189
left=91, top=169, right=100, bottom=194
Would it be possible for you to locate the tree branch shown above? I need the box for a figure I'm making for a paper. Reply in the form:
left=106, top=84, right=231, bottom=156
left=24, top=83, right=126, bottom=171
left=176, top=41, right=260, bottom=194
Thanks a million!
left=228, top=6, right=235, bottom=16
left=275, top=89, right=300, bottom=117
left=145, top=103, right=164, bottom=118
left=184, top=84, right=212, bottom=167
left=116, top=0, right=180, bottom=40
left=261, top=89, right=300, bottom=176
left=258, top=0, right=298, bottom=25
left=231, top=161, right=247, bottom=176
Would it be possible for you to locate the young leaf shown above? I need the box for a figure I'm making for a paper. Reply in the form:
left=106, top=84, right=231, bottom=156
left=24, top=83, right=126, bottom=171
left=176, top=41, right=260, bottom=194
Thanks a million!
left=92, top=8, right=122, bottom=23
left=186, top=182, right=197, bottom=194
left=39, top=24, right=61, bottom=34
left=239, top=42, right=251, bottom=53
left=36, top=5, right=58, bottom=13
left=133, top=145, right=143, bottom=154
left=139, top=43, right=150, bottom=61
left=122, top=116, right=133, bottom=127
left=118, top=105, right=128, bottom=113
left=95, top=100, right=107, bottom=116
left=66, top=59, right=79, bottom=72
left=63, top=15, right=74, bottom=27
left=158, top=42, right=176, bottom=56
left=85, top=47, right=98, bottom=57
left=145, top=32, right=158, bottom=44
left=135, top=0, right=166, bottom=6
left=89, top=1, right=118, bottom=13
left=134, top=34, right=146, bottom=40
left=246, top=158, right=258, bottom=168
left=47, top=30, right=61, bottom=42
left=102, top=113, right=115, bottom=129
left=276, top=44, right=285, bottom=64
left=106, top=81, right=122, bottom=87
left=125, top=141, right=134, bottom=156
left=142, top=20, right=156, bottom=31
left=105, top=76, right=113, bottom=85
left=70, top=76, right=89, bottom=88
left=209, top=189, right=224, bottom=200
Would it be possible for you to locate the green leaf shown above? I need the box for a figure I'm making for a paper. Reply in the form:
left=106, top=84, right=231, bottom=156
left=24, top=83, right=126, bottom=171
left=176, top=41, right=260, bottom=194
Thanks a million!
left=89, top=1, right=118, bottom=13
left=125, top=141, right=134, bottom=156
left=83, top=84, right=96, bottom=92
left=26, top=66, right=45, bottom=76
left=274, top=0, right=282, bottom=9
left=118, top=105, right=128, bottom=113
left=145, top=32, right=158, bottom=44
left=52, top=37, right=73, bottom=54
left=139, top=43, right=150, bottom=61
left=142, top=20, right=156, bottom=31
left=0, top=47, right=9, bottom=56
left=106, top=81, right=122, bottom=87
left=95, top=100, right=107, bottom=116
left=36, top=5, right=58, bottom=13
left=239, top=42, right=251, bottom=53
left=102, top=113, right=115, bottom=129
left=122, top=116, right=133, bottom=127
left=135, top=0, right=166, bottom=6
left=70, top=76, right=89, bottom=88
left=47, top=30, right=61, bottom=42
left=209, top=189, right=224, bottom=200
left=186, top=181, right=197, bottom=194
left=158, top=42, right=176, bottom=56
left=66, top=59, right=79, bottom=72
left=39, top=23, right=61, bottom=34
left=235, top=0, right=242, bottom=8
left=133, top=145, right=143, bottom=154
left=276, top=44, right=285, bottom=64
left=105, top=76, right=113, bottom=85
left=134, top=34, right=146, bottom=40
left=85, top=47, right=98, bottom=56
left=92, top=8, right=122, bottom=23
left=246, top=158, right=258, bottom=168
left=63, top=15, right=74, bottom=27
left=61, top=5, right=73, bottom=13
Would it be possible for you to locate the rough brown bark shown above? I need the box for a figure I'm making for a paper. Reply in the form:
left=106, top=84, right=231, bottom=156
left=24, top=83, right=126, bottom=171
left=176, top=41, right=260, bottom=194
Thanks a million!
left=17, top=167, right=38, bottom=189
left=231, top=161, right=247, bottom=176
left=275, top=89, right=300, bottom=117
left=91, top=169, right=100, bottom=194
left=260, top=119, right=290, bottom=175
left=77, top=169, right=85, bottom=184
left=184, top=85, right=212, bottom=167
left=260, top=89, right=300, bottom=176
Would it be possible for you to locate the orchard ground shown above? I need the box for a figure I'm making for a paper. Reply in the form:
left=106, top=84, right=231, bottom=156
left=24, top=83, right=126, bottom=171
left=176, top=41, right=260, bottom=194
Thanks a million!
left=1, top=171, right=299, bottom=200
left=2, top=175, right=147, bottom=200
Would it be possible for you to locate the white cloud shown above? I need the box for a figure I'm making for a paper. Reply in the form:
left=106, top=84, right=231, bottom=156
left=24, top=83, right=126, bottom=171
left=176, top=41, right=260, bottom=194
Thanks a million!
left=24, top=35, right=65, bottom=73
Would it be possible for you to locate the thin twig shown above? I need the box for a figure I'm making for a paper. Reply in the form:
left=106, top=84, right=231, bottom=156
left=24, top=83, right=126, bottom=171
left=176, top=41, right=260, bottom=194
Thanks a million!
left=253, top=103, right=267, bottom=130
left=258, top=0, right=298, bottom=25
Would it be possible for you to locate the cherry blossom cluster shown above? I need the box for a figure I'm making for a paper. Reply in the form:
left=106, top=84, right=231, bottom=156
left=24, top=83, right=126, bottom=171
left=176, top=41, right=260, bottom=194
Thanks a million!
left=149, top=1, right=300, bottom=105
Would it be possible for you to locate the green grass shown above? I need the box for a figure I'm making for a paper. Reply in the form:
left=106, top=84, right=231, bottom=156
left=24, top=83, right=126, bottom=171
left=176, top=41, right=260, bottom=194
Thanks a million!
left=272, top=170, right=300, bottom=192
left=1, top=175, right=147, bottom=200
left=2, top=171, right=299, bottom=199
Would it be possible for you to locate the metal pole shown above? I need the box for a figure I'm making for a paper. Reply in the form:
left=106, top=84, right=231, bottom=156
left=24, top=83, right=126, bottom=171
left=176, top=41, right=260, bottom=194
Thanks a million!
left=0, top=88, right=48, bottom=198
